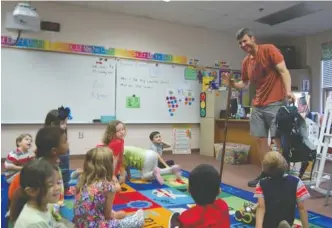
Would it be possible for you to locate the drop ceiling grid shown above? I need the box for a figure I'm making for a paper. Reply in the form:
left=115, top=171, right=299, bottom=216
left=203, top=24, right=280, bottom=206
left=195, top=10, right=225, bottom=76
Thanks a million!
left=61, top=1, right=332, bottom=37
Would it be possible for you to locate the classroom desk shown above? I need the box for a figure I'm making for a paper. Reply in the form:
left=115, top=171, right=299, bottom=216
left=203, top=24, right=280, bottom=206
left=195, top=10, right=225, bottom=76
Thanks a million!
left=214, top=118, right=261, bottom=167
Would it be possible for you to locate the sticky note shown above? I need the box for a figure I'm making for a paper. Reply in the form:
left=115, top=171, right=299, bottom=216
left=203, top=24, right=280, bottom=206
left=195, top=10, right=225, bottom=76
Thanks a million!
left=126, top=96, right=140, bottom=108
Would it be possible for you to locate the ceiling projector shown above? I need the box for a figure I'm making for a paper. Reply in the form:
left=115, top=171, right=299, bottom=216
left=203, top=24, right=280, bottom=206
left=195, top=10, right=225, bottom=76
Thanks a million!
left=5, top=3, right=41, bottom=32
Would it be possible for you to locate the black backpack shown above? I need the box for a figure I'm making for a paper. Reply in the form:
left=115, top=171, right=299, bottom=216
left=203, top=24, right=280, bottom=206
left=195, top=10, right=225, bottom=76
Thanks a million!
left=276, top=105, right=316, bottom=178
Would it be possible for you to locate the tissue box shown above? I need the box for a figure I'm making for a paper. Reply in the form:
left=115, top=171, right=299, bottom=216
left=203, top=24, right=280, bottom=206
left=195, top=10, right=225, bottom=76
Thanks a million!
left=215, top=143, right=250, bottom=165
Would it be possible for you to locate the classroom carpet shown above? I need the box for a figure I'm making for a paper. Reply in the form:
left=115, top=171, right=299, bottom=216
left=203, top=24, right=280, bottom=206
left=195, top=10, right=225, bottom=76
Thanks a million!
left=61, top=169, right=332, bottom=228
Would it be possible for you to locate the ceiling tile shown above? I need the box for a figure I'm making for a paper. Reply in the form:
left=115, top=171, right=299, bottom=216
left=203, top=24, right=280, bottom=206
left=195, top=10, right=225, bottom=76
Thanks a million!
left=232, top=1, right=299, bottom=20
left=273, top=9, right=332, bottom=34
left=198, top=1, right=247, bottom=15
left=62, top=1, right=332, bottom=37
left=210, top=16, right=252, bottom=30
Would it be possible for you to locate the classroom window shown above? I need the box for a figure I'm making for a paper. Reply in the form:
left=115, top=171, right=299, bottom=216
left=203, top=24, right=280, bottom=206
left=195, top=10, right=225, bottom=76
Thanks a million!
left=324, top=87, right=332, bottom=104
left=321, top=41, right=332, bottom=110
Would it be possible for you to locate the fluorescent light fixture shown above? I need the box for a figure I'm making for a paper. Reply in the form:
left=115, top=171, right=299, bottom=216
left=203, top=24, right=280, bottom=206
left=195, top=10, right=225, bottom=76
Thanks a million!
left=163, top=0, right=171, bottom=2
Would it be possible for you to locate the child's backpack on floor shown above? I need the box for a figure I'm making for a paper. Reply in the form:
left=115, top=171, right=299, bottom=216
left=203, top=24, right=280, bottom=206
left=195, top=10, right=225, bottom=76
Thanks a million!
left=276, top=104, right=317, bottom=179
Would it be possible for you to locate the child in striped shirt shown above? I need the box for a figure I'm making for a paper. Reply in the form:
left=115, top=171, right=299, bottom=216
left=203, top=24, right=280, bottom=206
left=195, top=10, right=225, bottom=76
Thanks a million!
left=8, top=127, right=69, bottom=224
left=254, top=151, right=310, bottom=228
left=4, top=134, right=35, bottom=184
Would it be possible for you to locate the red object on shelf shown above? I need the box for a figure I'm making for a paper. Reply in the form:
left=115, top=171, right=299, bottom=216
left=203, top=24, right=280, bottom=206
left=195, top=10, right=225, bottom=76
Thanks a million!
left=200, top=93, right=206, bottom=101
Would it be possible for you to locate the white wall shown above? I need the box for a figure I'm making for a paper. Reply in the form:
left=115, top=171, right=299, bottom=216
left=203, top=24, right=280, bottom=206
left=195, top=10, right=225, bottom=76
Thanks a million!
left=262, top=36, right=307, bottom=69
left=264, top=30, right=332, bottom=112
left=1, top=2, right=246, bottom=157
left=306, top=30, right=332, bottom=112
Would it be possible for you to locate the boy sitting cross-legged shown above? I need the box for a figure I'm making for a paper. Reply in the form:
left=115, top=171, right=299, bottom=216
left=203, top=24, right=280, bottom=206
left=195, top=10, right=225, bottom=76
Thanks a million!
left=177, top=164, right=230, bottom=227
left=255, top=151, right=310, bottom=228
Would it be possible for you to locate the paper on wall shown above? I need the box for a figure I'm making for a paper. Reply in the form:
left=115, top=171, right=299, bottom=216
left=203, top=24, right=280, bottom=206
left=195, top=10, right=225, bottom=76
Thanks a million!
left=172, top=127, right=191, bottom=154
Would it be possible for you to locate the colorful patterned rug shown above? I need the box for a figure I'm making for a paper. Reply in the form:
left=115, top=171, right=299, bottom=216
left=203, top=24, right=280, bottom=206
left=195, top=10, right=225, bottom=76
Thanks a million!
left=61, top=169, right=332, bottom=228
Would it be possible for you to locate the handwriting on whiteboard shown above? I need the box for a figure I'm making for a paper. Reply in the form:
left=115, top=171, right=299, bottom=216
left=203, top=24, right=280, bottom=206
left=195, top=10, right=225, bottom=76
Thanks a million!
left=119, top=76, right=169, bottom=89
left=90, top=62, right=114, bottom=100
left=92, top=64, right=114, bottom=76
left=91, top=92, right=108, bottom=100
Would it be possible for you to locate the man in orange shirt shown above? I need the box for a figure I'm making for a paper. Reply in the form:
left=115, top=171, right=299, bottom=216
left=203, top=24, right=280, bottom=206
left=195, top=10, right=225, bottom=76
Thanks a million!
left=223, top=28, right=295, bottom=187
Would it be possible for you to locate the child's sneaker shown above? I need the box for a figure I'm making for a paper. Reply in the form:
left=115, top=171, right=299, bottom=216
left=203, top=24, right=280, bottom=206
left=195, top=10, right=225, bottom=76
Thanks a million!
left=153, top=168, right=164, bottom=185
left=278, top=220, right=291, bottom=228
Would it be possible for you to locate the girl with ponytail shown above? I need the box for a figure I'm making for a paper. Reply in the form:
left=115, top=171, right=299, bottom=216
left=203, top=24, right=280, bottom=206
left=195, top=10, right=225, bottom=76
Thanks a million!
left=44, top=106, right=73, bottom=194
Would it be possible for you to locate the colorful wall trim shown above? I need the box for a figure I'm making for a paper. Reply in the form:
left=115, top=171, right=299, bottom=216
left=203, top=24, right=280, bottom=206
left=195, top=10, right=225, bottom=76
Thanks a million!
left=1, top=35, right=188, bottom=64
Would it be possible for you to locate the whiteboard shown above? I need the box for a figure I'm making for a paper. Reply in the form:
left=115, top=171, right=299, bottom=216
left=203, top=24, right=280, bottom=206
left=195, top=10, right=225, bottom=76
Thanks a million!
left=1, top=48, right=116, bottom=123
left=115, top=59, right=200, bottom=123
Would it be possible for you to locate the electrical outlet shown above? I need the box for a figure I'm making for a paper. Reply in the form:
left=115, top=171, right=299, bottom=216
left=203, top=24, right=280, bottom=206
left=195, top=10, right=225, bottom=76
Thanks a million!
left=78, top=132, right=84, bottom=139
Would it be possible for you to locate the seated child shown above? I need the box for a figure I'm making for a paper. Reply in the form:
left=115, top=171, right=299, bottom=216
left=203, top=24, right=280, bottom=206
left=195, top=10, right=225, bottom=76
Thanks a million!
left=255, top=151, right=310, bottom=228
left=149, top=131, right=175, bottom=168
left=124, top=146, right=181, bottom=185
left=102, top=120, right=126, bottom=183
left=177, top=164, right=230, bottom=227
left=44, top=106, right=72, bottom=195
left=4, top=134, right=35, bottom=184
left=10, top=159, right=66, bottom=228
left=74, top=147, right=144, bottom=227
left=8, top=127, right=70, bottom=222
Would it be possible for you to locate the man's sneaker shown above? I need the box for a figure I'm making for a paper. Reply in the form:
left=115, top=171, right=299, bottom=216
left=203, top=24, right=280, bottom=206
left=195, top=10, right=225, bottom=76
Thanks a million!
left=248, top=172, right=265, bottom=187
left=169, top=212, right=180, bottom=228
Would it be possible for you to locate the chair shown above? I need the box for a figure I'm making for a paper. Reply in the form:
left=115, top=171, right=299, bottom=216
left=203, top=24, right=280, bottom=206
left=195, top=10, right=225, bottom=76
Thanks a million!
left=1, top=174, right=9, bottom=228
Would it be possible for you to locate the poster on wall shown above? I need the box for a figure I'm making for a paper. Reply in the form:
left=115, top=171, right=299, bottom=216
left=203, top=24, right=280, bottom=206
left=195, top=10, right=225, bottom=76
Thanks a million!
left=201, top=69, right=220, bottom=92
left=302, top=80, right=310, bottom=92
left=172, top=127, right=192, bottom=154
